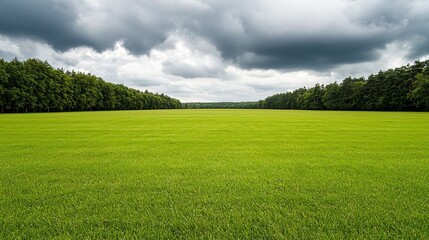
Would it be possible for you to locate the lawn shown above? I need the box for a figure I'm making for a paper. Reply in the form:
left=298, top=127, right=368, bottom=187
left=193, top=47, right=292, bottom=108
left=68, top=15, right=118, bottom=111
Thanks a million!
left=0, top=109, right=428, bottom=239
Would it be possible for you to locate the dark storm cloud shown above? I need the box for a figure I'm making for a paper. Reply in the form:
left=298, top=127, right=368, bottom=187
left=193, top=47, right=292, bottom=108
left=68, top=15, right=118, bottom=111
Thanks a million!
left=1, top=0, right=429, bottom=72
left=0, top=0, right=92, bottom=51
left=0, top=0, right=175, bottom=54
left=343, top=0, right=429, bottom=59
left=235, top=36, right=388, bottom=70
left=187, top=0, right=429, bottom=70
left=408, top=38, right=429, bottom=59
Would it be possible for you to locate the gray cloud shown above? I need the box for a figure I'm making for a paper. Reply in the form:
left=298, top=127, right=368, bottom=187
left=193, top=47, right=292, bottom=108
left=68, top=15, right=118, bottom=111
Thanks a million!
left=189, top=0, right=429, bottom=70
left=1, top=0, right=429, bottom=72
left=0, top=49, right=15, bottom=60
left=0, top=0, right=92, bottom=51
left=236, top=36, right=387, bottom=70
left=163, top=62, right=223, bottom=79
left=158, top=33, right=227, bottom=79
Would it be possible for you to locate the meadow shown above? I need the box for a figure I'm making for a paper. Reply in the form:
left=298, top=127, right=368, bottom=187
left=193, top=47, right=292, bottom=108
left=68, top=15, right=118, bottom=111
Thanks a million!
left=0, top=109, right=428, bottom=239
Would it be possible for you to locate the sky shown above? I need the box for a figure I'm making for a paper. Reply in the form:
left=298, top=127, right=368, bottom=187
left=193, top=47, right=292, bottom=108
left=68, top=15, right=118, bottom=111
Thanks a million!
left=0, top=0, right=428, bottom=102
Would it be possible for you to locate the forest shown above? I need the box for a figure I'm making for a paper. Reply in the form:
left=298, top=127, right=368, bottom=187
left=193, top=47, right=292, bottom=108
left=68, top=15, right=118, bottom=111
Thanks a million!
left=260, top=60, right=429, bottom=111
left=182, top=102, right=259, bottom=109
left=0, top=58, right=181, bottom=113
left=1, top=58, right=429, bottom=113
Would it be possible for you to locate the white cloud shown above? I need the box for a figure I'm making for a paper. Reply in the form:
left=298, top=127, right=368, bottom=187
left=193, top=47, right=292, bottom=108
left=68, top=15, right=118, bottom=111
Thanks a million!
left=0, top=17, right=424, bottom=102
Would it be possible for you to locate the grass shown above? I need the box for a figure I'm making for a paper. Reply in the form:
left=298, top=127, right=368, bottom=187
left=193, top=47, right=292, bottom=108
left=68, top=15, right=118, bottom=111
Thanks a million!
left=0, top=109, right=428, bottom=239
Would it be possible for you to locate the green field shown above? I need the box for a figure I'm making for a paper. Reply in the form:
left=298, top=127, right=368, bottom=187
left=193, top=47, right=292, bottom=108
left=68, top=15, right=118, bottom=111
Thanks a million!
left=1, top=110, right=428, bottom=239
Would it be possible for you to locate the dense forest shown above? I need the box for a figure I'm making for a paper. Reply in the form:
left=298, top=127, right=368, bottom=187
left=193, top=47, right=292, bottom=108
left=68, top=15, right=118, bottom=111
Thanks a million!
left=1, top=58, right=429, bottom=113
left=260, top=60, right=429, bottom=111
left=182, top=102, right=259, bottom=109
left=0, top=58, right=181, bottom=113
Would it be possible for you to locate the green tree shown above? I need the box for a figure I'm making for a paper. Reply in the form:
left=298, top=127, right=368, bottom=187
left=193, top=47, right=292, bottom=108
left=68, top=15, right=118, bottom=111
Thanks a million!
left=0, top=59, right=9, bottom=112
left=322, top=82, right=341, bottom=110
left=409, top=73, right=429, bottom=111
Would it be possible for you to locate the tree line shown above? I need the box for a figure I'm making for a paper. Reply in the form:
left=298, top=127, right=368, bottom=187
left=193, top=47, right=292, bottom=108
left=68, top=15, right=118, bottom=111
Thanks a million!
left=260, top=60, right=429, bottom=111
left=182, top=102, right=259, bottom=109
left=0, top=58, right=181, bottom=113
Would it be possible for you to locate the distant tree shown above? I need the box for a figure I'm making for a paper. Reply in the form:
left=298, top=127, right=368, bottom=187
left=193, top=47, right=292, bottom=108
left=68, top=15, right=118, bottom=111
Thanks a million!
left=338, top=77, right=365, bottom=110
left=409, top=73, right=429, bottom=111
left=261, top=60, right=429, bottom=111
left=305, top=84, right=325, bottom=110
left=322, top=82, right=341, bottom=110
left=0, top=58, right=181, bottom=113
left=0, top=59, right=8, bottom=112
left=184, top=101, right=260, bottom=109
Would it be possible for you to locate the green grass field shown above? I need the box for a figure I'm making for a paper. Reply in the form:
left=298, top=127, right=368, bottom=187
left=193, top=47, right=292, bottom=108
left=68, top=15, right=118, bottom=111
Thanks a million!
left=1, top=110, right=428, bottom=239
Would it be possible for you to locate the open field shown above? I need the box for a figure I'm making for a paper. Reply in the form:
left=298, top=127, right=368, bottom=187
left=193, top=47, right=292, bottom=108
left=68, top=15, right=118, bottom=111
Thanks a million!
left=0, top=109, right=428, bottom=239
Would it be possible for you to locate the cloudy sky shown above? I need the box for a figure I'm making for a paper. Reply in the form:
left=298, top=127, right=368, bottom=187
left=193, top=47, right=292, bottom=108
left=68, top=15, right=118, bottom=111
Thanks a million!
left=0, top=0, right=428, bottom=102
